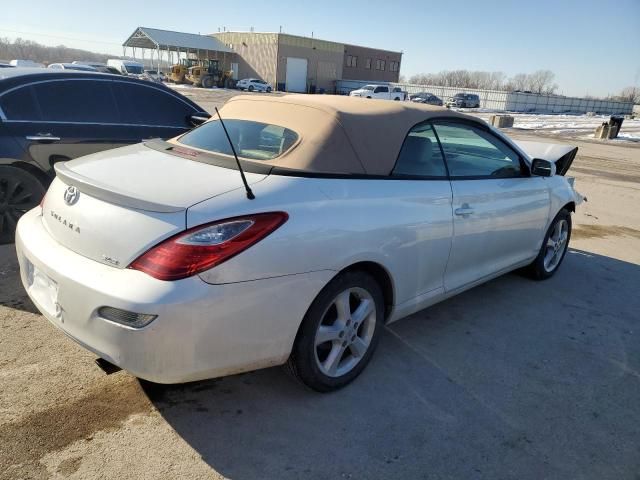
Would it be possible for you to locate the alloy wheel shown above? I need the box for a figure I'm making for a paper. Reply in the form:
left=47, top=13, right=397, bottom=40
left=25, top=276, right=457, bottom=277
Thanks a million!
left=543, top=218, right=569, bottom=272
left=314, top=287, right=377, bottom=378
left=0, top=169, right=45, bottom=243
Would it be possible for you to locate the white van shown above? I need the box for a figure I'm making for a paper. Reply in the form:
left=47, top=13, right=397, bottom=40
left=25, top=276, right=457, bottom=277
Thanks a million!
left=107, top=59, right=144, bottom=76
left=10, top=59, right=44, bottom=68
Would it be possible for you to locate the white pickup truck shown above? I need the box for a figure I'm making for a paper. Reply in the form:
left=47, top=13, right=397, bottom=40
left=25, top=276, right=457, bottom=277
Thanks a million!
left=349, top=84, right=407, bottom=101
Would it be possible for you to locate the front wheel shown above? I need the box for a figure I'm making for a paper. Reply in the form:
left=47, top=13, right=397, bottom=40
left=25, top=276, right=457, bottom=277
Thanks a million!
left=527, top=209, right=572, bottom=280
left=248, top=85, right=254, bottom=92
left=266, top=86, right=272, bottom=93
left=286, top=271, right=384, bottom=392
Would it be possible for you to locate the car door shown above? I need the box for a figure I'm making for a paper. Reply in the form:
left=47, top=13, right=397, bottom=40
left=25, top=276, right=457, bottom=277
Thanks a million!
left=1, top=78, right=131, bottom=176
left=432, top=120, right=550, bottom=292
left=111, top=81, right=198, bottom=140
left=389, top=121, right=453, bottom=301
left=373, top=86, right=388, bottom=99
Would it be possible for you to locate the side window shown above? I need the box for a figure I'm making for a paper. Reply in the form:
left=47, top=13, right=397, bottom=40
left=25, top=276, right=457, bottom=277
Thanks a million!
left=32, top=80, right=119, bottom=123
left=392, top=123, right=448, bottom=178
left=375, top=86, right=388, bottom=93
left=433, top=122, right=524, bottom=178
left=113, top=82, right=195, bottom=127
left=0, top=86, right=41, bottom=120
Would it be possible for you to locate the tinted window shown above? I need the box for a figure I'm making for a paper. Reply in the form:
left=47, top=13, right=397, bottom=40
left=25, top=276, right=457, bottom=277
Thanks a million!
left=113, top=82, right=195, bottom=127
left=393, top=123, right=447, bottom=177
left=433, top=123, right=523, bottom=178
left=178, top=120, right=298, bottom=161
left=0, top=86, right=40, bottom=120
left=32, top=80, right=119, bottom=123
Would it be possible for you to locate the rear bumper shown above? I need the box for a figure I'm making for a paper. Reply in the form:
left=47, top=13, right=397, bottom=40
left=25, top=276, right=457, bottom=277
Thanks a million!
left=16, top=208, right=334, bottom=383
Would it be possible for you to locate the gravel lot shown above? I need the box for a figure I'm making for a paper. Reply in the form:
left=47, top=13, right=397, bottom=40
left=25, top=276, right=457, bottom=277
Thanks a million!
left=1, top=89, right=639, bottom=479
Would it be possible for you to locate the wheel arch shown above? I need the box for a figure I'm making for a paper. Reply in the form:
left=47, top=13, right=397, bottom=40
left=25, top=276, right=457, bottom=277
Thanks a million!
left=0, top=160, right=51, bottom=187
left=562, top=201, right=575, bottom=213
left=337, top=261, right=395, bottom=322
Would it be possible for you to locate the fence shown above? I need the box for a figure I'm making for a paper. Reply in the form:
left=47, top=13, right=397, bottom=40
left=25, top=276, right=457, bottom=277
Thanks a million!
left=336, top=79, right=633, bottom=116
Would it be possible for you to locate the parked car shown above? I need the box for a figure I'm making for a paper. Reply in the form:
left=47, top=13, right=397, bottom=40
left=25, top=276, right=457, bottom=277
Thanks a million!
left=143, top=70, right=165, bottom=83
left=72, top=61, right=106, bottom=69
left=48, top=63, right=97, bottom=71
left=409, top=92, right=443, bottom=106
left=15, top=95, right=583, bottom=392
left=0, top=63, right=14, bottom=68
left=349, top=84, right=407, bottom=101
left=10, top=59, right=44, bottom=68
left=0, top=68, right=210, bottom=243
left=95, top=66, right=122, bottom=75
left=236, top=78, right=272, bottom=92
left=107, top=59, right=144, bottom=77
left=446, top=93, right=481, bottom=108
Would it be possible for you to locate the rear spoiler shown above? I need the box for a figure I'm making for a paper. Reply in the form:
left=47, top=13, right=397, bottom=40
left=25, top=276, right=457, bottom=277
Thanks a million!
left=514, top=141, right=578, bottom=176
left=54, top=162, right=184, bottom=213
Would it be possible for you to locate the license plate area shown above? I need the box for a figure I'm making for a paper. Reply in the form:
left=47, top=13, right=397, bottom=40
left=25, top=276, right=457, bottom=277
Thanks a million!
left=25, top=259, right=61, bottom=318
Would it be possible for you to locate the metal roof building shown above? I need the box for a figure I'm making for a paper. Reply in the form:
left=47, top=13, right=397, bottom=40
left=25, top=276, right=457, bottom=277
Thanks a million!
left=122, top=27, right=234, bottom=71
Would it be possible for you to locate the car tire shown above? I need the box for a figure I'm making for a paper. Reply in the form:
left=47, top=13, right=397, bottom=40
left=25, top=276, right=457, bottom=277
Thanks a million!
left=0, top=166, right=47, bottom=244
left=266, top=87, right=272, bottom=93
left=285, top=270, right=384, bottom=392
left=248, top=85, right=254, bottom=92
left=527, top=209, right=572, bottom=280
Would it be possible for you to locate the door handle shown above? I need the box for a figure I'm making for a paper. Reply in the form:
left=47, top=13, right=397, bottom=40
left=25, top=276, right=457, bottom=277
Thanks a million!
left=454, top=204, right=475, bottom=217
left=26, top=134, right=61, bottom=142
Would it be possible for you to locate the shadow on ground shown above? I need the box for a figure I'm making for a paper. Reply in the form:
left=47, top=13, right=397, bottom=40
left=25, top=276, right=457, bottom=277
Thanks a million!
left=141, top=249, right=640, bottom=479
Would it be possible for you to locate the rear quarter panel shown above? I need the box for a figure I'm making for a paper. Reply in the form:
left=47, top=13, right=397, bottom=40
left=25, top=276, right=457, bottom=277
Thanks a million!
left=189, top=175, right=454, bottom=307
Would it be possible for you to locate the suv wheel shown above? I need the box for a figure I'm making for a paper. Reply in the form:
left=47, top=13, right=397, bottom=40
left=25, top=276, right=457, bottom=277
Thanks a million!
left=0, top=166, right=47, bottom=244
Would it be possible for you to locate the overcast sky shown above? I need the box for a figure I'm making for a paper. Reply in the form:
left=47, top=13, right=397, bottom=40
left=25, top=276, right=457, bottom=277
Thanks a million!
left=2, top=0, right=638, bottom=97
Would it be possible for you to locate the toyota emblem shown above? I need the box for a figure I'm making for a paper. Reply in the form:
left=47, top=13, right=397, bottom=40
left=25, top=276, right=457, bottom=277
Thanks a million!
left=63, top=186, right=79, bottom=206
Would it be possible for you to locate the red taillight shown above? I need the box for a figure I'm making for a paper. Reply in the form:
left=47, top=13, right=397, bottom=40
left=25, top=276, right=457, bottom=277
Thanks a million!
left=129, top=212, right=288, bottom=281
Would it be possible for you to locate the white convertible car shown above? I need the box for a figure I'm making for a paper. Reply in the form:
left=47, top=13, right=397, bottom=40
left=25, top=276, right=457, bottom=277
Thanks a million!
left=16, top=96, right=582, bottom=391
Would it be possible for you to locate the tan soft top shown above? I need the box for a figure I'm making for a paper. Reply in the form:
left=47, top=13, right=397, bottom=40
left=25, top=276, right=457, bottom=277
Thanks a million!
left=219, top=94, right=483, bottom=175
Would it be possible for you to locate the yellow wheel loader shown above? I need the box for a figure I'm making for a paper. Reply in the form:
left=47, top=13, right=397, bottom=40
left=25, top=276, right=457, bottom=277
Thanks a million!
left=185, top=60, right=236, bottom=89
left=169, top=58, right=198, bottom=84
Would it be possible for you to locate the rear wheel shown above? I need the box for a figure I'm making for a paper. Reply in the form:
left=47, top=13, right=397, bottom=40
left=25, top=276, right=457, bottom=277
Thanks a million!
left=527, top=209, right=571, bottom=280
left=248, top=85, right=254, bottom=92
left=0, top=166, right=46, bottom=244
left=286, top=271, right=384, bottom=392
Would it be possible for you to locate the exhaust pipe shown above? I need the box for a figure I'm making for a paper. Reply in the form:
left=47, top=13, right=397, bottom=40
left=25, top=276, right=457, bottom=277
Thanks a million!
left=95, top=358, right=122, bottom=375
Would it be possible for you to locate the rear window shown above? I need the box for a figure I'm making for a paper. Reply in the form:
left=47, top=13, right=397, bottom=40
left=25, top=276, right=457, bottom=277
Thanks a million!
left=178, top=120, right=298, bottom=161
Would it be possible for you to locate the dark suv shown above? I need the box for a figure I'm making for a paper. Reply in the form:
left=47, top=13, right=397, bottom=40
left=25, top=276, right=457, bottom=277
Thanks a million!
left=445, top=93, right=481, bottom=108
left=0, top=69, right=209, bottom=243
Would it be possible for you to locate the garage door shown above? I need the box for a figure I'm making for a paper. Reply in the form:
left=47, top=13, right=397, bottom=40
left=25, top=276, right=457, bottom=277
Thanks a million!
left=285, top=57, right=308, bottom=93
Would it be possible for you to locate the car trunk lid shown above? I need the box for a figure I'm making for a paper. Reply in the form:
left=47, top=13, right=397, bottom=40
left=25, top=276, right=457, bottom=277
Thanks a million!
left=43, top=142, right=267, bottom=267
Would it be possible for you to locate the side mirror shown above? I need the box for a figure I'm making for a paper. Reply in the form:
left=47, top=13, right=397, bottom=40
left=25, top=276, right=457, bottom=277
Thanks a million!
left=531, top=158, right=556, bottom=177
left=188, top=112, right=211, bottom=127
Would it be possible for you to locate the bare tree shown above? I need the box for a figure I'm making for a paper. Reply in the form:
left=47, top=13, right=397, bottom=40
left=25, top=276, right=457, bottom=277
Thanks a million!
left=0, top=37, right=117, bottom=65
left=615, top=86, right=640, bottom=104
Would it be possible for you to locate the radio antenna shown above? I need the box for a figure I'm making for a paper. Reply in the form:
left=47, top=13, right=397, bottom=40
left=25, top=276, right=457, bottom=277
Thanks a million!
left=214, top=107, right=255, bottom=200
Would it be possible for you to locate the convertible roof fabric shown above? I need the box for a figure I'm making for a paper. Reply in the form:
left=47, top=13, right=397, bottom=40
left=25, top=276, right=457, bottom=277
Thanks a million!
left=218, top=94, right=485, bottom=175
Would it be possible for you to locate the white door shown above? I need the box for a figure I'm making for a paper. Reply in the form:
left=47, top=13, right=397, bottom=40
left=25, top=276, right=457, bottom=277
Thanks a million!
left=231, top=62, right=239, bottom=80
left=285, top=57, right=308, bottom=93
left=433, top=121, right=550, bottom=291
